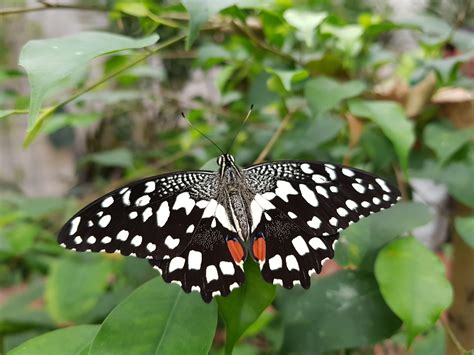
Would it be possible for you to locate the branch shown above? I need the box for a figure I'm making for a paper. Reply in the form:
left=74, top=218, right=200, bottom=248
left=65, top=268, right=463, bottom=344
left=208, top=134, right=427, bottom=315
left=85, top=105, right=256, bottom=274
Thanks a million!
left=232, top=20, right=295, bottom=63
left=0, top=0, right=107, bottom=16
left=254, top=108, right=299, bottom=164
left=23, top=33, right=187, bottom=147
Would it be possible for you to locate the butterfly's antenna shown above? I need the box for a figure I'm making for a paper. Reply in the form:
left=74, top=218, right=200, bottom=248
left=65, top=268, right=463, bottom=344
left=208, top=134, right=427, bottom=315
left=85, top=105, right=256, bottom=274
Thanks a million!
left=226, top=104, right=254, bottom=154
left=180, top=112, right=226, bottom=156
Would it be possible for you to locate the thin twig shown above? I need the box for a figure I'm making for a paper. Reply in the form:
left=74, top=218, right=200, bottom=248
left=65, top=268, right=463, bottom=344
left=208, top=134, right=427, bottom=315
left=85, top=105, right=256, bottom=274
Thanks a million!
left=232, top=20, right=295, bottom=63
left=441, top=318, right=470, bottom=355
left=23, top=33, right=186, bottom=147
left=393, top=165, right=409, bottom=201
left=254, top=109, right=297, bottom=164
left=0, top=0, right=107, bottom=15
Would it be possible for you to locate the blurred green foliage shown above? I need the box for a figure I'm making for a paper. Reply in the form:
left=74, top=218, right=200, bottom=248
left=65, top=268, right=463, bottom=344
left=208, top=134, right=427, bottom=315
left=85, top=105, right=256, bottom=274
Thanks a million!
left=1, top=0, right=473, bottom=354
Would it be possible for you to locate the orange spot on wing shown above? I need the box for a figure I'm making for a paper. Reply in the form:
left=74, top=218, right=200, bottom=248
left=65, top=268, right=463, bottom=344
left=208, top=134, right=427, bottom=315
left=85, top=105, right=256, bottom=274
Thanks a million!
left=227, top=239, right=244, bottom=263
left=252, top=236, right=266, bottom=261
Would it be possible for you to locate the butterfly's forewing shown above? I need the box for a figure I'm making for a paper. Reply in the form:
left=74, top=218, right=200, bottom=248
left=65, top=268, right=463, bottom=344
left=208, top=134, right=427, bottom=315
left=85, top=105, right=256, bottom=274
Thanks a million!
left=245, top=161, right=401, bottom=286
left=58, top=171, right=218, bottom=260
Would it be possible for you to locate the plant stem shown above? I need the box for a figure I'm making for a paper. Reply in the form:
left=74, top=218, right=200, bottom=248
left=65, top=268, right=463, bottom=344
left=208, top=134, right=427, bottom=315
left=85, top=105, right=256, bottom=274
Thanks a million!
left=0, top=0, right=107, bottom=16
left=441, top=318, right=470, bottom=355
left=23, top=33, right=186, bottom=147
left=254, top=108, right=297, bottom=164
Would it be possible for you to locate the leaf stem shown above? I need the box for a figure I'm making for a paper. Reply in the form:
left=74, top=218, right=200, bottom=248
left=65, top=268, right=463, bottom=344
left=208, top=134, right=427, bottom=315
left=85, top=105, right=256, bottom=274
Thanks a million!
left=441, top=317, right=470, bottom=355
left=254, top=107, right=300, bottom=164
left=0, top=0, right=107, bottom=16
left=23, top=33, right=186, bottom=147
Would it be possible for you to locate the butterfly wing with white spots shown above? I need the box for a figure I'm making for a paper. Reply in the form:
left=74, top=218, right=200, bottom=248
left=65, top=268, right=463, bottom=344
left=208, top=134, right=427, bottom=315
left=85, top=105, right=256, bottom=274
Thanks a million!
left=58, top=171, right=219, bottom=260
left=244, top=161, right=400, bottom=286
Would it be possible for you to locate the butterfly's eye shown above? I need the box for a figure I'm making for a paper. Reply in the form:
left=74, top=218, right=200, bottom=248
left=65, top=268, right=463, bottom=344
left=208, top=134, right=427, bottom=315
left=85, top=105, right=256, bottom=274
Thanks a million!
left=217, top=156, right=224, bottom=165
left=228, top=155, right=235, bottom=162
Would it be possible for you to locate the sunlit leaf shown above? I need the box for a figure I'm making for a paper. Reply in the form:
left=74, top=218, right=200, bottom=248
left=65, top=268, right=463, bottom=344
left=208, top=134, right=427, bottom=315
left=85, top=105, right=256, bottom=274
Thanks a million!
left=19, top=31, right=159, bottom=134
left=266, top=67, right=308, bottom=93
left=305, top=77, right=366, bottom=117
left=42, top=113, right=100, bottom=135
left=9, top=325, right=99, bottom=355
left=335, top=202, right=432, bottom=268
left=217, top=260, right=276, bottom=355
left=348, top=99, right=415, bottom=176
left=46, top=257, right=111, bottom=323
left=283, top=9, right=327, bottom=47
left=89, top=277, right=217, bottom=355
left=278, top=270, right=401, bottom=353
left=454, top=216, right=474, bottom=248
left=375, top=237, right=453, bottom=344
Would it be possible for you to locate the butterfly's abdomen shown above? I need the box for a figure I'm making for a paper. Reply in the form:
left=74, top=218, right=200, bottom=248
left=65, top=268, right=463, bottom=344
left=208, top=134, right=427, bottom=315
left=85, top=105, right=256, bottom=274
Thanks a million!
left=225, top=189, right=252, bottom=242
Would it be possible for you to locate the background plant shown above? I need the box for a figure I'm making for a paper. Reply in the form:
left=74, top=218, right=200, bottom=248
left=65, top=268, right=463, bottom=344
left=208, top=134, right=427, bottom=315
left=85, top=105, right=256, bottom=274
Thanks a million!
left=0, top=0, right=473, bottom=354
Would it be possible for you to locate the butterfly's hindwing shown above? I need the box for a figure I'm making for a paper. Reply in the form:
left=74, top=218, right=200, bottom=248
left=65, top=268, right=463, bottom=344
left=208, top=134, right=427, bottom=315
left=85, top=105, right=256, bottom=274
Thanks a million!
left=58, top=171, right=218, bottom=259
left=251, top=207, right=339, bottom=288
left=148, top=213, right=246, bottom=303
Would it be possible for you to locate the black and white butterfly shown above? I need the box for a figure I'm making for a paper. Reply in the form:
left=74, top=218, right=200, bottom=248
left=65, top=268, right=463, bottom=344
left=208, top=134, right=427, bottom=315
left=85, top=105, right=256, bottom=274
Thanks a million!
left=58, top=154, right=401, bottom=302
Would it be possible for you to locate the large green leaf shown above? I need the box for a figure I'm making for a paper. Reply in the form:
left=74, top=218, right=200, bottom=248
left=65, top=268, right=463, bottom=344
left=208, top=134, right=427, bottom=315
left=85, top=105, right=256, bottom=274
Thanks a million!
left=348, top=99, right=415, bottom=176
left=18, top=32, right=159, bottom=131
left=375, top=237, right=453, bottom=344
left=305, top=77, right=366, bottom=117
left=46, top=257, right=111, bottom=323
left=217, top=259, right=276, bottom=355
left=283, top=9, right=327, bottom=47
left=278, top=270, right=401, bottom=353
left=89, top=277, right=217, bottom=355
left=335, top=201, right=432, bottom=268
left=9, top=325, right=99, bottom=355
left=423, top=123, right=474, bottom=164
left=454, top=216, right=474, bottom=248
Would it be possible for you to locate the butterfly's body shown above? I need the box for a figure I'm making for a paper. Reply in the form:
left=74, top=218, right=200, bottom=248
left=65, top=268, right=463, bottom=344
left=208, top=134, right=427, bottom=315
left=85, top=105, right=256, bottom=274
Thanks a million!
left=59, top=154, right=401, bottom=302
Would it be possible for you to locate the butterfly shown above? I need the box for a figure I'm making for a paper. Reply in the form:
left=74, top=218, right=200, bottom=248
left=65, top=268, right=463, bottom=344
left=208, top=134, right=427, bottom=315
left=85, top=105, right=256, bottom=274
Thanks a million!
left=58, top=153, right=401, bottom=302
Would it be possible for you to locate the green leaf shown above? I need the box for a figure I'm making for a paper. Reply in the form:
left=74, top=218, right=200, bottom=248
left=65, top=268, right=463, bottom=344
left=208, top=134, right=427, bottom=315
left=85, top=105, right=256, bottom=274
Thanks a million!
left=266, top=67, right=308, bottom=93
left=217, top=259, right=276, bottom=355
left=9, top=325, right=99, bottom=355
left=0, top=281, right=54, bottom=333
left=83, top=148, right=134, bottom=168
left=182, top=0, right=270, bottom=48
left=412, top=161, right=474, bottom=208
left=335, top=202, right=432, bottom=268
left=375, top=237, right=453, bottom=344
left=424, top=123, right=474, bottom=164
left=412, top=325, right=445, bottom=355
left=17, top=197, right=66, bottom=218
left=454, top=216, right=474, bottom=248
left=18, top=31, right=159, bottom=131
left=283, top=9, right=327, bottom=47
left=320, top=24, right=364, bottom=55
left=5, top=223, right=41, bottom=254
left=89, top=277, right=217, bottom=355
left=305, top=77, right=366, bottom=117
left=42, top=113, right=100, bottom=135
left=278, top=270, right=401, bottom=353
left=46, top=257, right=111, bottom=323
left=348, top=99, right=415, bottom=176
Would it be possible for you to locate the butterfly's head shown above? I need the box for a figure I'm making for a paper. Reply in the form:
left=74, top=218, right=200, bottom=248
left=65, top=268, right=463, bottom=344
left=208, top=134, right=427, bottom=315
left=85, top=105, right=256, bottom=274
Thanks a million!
left=217, top=154, right=239, bottom=178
